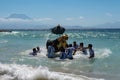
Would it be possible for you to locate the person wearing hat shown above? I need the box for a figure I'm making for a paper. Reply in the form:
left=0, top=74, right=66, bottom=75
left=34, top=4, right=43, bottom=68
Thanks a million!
left=46, top=34, right=68, bottom=52
left=51, top=34, right=68, bottom=52
left=58, top=34, right=68, bottom=48
left=57, top=34, right=68, bottom=47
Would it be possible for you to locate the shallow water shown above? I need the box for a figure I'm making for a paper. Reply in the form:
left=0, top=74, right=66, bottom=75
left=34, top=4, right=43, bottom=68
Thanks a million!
left=0, top=29, right=120, bottom=80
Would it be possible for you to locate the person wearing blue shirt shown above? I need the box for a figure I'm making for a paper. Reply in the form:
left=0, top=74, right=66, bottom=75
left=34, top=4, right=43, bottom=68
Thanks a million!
left=66, top=44, right=74, bottom=59
left=47, top=42, right=56, bottom=58
left=60, top=47, right=67, bottom=59
left=88, top=44, right=95, bottom=59
left=29, top=48, right=37, bottom=56
left=73, top=41, right=78, bottom=49
left=79, top=42, right=88, bottom=55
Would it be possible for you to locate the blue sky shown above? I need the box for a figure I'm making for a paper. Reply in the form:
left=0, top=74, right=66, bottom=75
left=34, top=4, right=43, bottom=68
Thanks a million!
left=0, top=0, right=120, bottom=26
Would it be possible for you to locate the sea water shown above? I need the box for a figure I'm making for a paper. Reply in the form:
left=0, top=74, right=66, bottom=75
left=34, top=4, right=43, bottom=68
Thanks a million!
left=0, top=29, right=120, bottom=80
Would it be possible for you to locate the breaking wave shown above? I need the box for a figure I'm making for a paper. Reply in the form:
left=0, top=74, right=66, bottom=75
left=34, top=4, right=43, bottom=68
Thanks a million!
left=0, top=63, right=104, bottom=80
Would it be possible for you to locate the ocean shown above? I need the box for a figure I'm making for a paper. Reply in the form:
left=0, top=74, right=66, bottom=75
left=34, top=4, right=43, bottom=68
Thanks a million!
left=0, top=29, right=120, bottom=80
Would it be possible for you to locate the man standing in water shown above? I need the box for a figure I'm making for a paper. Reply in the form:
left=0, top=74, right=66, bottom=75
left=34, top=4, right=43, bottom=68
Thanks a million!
left=88, top=44, right=95, bottom=59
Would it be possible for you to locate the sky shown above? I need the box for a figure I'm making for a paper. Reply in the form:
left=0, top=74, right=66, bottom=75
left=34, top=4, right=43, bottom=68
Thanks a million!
left=0, top=0, right=120, bottom=26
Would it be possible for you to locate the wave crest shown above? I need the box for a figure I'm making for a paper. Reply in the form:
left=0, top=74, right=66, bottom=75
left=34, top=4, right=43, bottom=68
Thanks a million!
left=0, top=63, right=103, bottom=80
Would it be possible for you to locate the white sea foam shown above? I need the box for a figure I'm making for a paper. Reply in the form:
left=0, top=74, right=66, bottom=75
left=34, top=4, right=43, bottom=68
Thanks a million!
left=20, top=46, right=111, bottom=60
left=20, top=47, right=47, bottom=57
left=0, top=31, right=20, bottom=37
left=73, top=51, right=89, bottom=59
left=2, top=31, right=19, bottom=34
left=0, top=63, right=103, bottom=80
left=11, top=31, right=20, bottom=34
left=95, top=48, right=112, bottom=58
left=73, top=48, right=112, bottom=59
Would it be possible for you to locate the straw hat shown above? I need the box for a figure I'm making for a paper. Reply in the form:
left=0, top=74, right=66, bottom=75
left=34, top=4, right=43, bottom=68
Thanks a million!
left=63, top=34, right=68, bottom=38
left=62, top=34, right=68, bottom=40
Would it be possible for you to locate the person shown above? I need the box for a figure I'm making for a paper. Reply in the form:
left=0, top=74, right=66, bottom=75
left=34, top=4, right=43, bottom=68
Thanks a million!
left=59, top=47, right=67, bottom=59
left=73, top=41, right=78, bottom=49
left=46, top=39, right=52, bottom=49
left=46, top=34, right=68, bottom=52
left=66, top=44, right=74, bottom=60
left=29, top=48, right=37, bottom=56
left=36, top=46, right=40, bottom=53
left=88, top=44, right=95, bottom=59
left=46, top=42, right=56, bottom=58
left=79, top=42, right=88, bottom=55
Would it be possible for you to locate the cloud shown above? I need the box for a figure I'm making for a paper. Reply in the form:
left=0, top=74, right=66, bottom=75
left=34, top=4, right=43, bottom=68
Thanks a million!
left=66, top=16, right=85, bottom=21
left=0, top=17, right=54, bottom=23
left=79, top=16, right=85, bottom=20
left=0, top=18, right=32, bottom=22
left=65, top=18, right=74, bottom=21
left=106, top=12, right=112, bottom=17
left=33, top=18, right=53, bottom=21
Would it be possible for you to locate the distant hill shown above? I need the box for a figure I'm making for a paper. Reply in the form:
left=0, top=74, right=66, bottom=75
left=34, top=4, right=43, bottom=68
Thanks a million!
left=6, top=13, right=31, bottom=19
left=64, top=25, right=83, bottom=29
left=93, top=22, right=120, bottom=28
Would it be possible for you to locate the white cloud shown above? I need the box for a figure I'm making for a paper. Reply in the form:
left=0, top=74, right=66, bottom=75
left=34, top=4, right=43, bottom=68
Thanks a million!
left=79, top=16, right=85, bottom=20
left=66, top=16, right=85, bottom=21
left=106, top=12, right=112, bottom=17
left=0, top=17, right=54, bottom=23
left=33, top=18, right=53, bottom=21
left=66, top=18, right=74, bottom=21
left=0, top=18, right=32, bottom=22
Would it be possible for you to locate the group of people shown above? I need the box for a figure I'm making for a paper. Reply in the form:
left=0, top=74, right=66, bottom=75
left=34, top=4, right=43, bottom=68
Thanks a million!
left=46, top=34, right=95, bottom=60
left=30, top=46, right=40, bottom=56
left=73, top=42, right=95, bottom=59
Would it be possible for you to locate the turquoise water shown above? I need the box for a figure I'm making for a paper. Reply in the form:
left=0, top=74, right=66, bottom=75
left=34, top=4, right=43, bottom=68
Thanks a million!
left=0, top=29, right=120, bottom=80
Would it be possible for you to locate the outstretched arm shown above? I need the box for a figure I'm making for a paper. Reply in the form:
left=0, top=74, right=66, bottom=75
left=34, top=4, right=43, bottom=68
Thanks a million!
left=72, top=49, right=77, bottom=55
